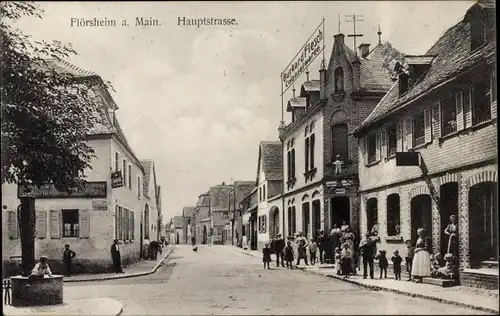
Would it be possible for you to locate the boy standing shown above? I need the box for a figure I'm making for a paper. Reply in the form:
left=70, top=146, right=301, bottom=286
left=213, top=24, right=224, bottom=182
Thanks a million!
left=309, top=239, right=318, bottom=265
left=262, top=243, right=272, bottom=269
left=63, top=244, right=76, bottom=276
left=391, top=249, right=403, bottom=280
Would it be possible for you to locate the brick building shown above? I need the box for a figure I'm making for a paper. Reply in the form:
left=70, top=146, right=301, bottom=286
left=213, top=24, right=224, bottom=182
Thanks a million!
left=2, top=60, right=152, bottom=276
left=255, top=142, right=283, bottom=250
left=353, top=0, right=497, bottom=289
left=280, top=30, right=398, bottom=241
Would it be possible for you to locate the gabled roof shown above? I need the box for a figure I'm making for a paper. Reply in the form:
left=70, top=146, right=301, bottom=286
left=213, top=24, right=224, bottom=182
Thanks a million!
left=256, top=141, right=283, bottom=183
left=355, top=4, right=496, bottom=134
left=182, top=206, right=195, bottom=218
left=359, top=43, right=400, bottom=91
left=301, top=80, right=320, bottom=93
left=207, top=185, right=234, bottom=211
left=140, top=159, right=154, bottom=199
left=172, top=216, right=184, bottom=228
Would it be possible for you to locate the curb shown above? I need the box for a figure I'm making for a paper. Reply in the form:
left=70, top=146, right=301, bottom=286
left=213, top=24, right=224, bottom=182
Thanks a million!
left=300, top=268, right=499, bottom=314
left=63, top=247, right=173, bottom=283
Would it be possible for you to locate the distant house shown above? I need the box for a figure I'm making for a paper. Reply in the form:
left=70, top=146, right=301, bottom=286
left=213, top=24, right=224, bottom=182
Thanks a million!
left=182, top=206, right=195, bottom=244
left=140, top=159, right=160, bottom=243
left=230, top=181, right=256, bottom=247
left=171, top=216, right=184, bottom=244
left=353, top=0, right=497, bottom=289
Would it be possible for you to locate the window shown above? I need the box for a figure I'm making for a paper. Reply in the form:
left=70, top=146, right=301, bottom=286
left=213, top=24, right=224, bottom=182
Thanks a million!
left=62, top=209, right=79, bottom=237
left=305, top=137, right=310, bottom=172
left=122, top=159, right=127, bottom=187
left=367, top=134, right=376, bottom=164
left=287, top=139, right=296, bottom=181
left=387, top=194, right=401, bottom=236
left=399, top=73, right=409, bottom=96
left=128, top=165, right=132, bottom=190
left=259, top=187, right=262, bottom=202
left=441, top=95, right=457, bottom=136
left=332, top=124, right=348, bottom=161
left=413, top=110, right=425, bottom=146
left=131, top=211, right=135, bottom=240
left=223, top=212, right=229, bottom=219
left=472, top=75, right=491, bottom=125
left=334, top=67, right=344, bottom=93
left=137, top=176, right=141, bottom=198
left=115, top=153, right=119, bottom=172
left=387, top=124, right=397, bottom=156
left=309, top=133, right=315, bottom=169
left=124, top=208, right=129, bottom=240
left=287, top=207, right=297, bottom=236
left=263, top=184, right=266, bottom=201
left=366, top=198, right=378, bottom=233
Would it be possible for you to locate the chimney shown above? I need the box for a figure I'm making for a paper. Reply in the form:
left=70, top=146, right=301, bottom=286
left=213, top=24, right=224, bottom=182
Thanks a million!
left=333, top=33, right=345, bottom=46
left=358, top=44, right=370, bottom=58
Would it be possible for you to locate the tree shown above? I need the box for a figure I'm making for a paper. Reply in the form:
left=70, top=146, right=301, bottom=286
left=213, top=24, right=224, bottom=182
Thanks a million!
left=380, top=42, right=406, bottom=79
left=1, top=2, right=109, bottom=276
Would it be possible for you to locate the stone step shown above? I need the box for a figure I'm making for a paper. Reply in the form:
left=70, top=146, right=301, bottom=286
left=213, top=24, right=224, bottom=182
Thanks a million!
left=480, top=260, right=498, bottom=269
left=422, top=277, right=457, bottom=287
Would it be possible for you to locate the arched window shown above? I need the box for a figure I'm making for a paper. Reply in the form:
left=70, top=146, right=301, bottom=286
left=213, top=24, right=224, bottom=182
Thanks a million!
left=366, top=198, right=378, bottom=234
left=387, top=194, right=401, bottom=236
left=334, top=67, right=344, bottom=93
left=331, top=123, right=348, bottom=161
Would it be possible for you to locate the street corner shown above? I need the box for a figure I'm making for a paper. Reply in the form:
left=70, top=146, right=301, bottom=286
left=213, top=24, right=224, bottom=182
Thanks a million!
left=3, top=298, right=124, bottom=316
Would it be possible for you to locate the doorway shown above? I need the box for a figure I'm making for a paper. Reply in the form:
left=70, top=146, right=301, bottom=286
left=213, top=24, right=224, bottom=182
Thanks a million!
left=366, top=198, right=378, bottom=233
left=330, top=196, right=350, bottom=229
left=440, top=182, right=459, bottom=255
left=411, top=195, right=433, bottom=247
left=270, top=207, right=280, bottom=238
left=202, top=225, right=207, bottom=244
left=312, top=200, right=321, bottom=239
left=469, top=182, right=498, bottom=265
left=176, top=232, right=180, bottom=244
left=302, top=202, right=310, bottom=239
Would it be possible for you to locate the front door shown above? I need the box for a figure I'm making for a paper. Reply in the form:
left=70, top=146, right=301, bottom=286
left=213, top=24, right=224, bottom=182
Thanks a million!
left=312, top=200, right=321, bottom=239
left=330, top=196, right=350, bottom=229
left=469, top=182, right=498, bottom=265
left=411, top=195, right=433, bottom=247
left=440, top=183, right=459, bottom=255
left=302, top=203, right=310, bottom=239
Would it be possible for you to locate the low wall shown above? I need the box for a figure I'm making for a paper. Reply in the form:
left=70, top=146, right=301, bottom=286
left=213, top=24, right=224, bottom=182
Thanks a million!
left=11, top=275, right=63, bottom=306
left=460, top=270, right=499, bottom=290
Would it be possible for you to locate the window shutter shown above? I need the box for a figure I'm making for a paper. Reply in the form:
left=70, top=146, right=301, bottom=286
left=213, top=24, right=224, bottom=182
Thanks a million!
left=115, top=205, right=119, bottom=239
left=310, top=134, right=315, bottom=169
left=396, top=121, right=403, bottom=152
left=8, top=210, right=19, bottom=239
left=36, top=210, right=47, bottom=239
left=381, top=128, right=388, bottom=157
left=361, top=137, right=367, bottom=165
left=404, top=116, right=413, bottom=150
left=463, top=86, right=472, bottom=128
left=431, top=101, right=441, bottom=138
left=424, top=107, right=432, bottom=143
left=456, top=91, right=464, bottom=131
left=375, top=130, right=381, bottom=161
left=79, top=209, right=90, bottom=238
left=50, top=210, right=61, bottom=239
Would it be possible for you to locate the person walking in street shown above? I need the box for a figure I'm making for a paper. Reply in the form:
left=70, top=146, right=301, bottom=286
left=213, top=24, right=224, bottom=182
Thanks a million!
left=375, top=249, right=388, bottom=279
left=359, top=232, right=377, bottom=279
left=110, top=239, right=124, bottom=274
left=285, top=241, right=295, bottom=269
left=62, top=244, right=76, bottom=276
left=405, top=239, right=415, bottom=281
left=317, top=230, right=326, bottom=264
left=274, top=234, right=286, bottom=268
left=392, top=249, right=403, bottom=281
left=411, top=228, right=432, bottom=283
left=309, top=239, right=318, bottom=265
left=295, top=231, right=309, bottom=266
left=262, top=243, right=272, bottom=269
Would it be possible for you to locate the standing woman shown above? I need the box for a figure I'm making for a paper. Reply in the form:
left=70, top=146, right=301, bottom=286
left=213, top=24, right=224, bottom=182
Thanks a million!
left=343, top=227, right=357, bottom=274
left=411, top=228, right=432, bottom=283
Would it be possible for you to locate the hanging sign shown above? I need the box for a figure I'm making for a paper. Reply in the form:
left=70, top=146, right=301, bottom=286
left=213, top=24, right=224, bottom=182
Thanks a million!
left=111, top=171, right=123, bottom=188
left=281, top=19, right=325, bottom=95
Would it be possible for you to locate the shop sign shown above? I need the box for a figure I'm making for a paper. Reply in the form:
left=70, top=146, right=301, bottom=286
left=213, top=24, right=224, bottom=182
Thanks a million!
left=92, top=199, right=108, bottom=211
left=111, top=171, right=123, bottom=188
left=335, top=188, right=346, bottom=195
left=18, top=182, right=107, bottom=199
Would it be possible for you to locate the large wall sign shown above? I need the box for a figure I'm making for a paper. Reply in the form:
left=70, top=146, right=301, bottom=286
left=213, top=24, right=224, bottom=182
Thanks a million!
left=18, top=182, right=107, bottom=198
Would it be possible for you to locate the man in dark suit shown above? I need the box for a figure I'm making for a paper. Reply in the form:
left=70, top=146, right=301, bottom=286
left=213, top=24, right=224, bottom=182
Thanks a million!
left=110, top=239, right=124, bottom=273
left=359, top=232, right=377, bottom=279
left=274, top=234, right=286, bottom=268
left=63, top=244, right=76, bottom=276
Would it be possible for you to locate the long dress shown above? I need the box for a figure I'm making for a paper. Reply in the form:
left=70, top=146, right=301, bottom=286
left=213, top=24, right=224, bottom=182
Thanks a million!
left=343, top=232, right=356, bottom=272
left=411, top=236, right=432, bottom=277
left=444, top=223, right=458, bottom=256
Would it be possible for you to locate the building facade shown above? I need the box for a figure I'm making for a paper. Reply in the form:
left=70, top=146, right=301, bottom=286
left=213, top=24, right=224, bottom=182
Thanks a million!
left=241, top=187, right=258, bottom=250
left=140, top=160, right=160, bottom=243
left=2, top=60, right=150, bottom=276
left=171, top=216, right=184, bottom=244
left=280, top=31, right=397, bottom=241
left=353, top=0, right=497, bottom=289
left=182, top=206, right=195, bottom=244
left=230, top=181, right=256, bottom=247
left=255, top=142, right=284, bottom=250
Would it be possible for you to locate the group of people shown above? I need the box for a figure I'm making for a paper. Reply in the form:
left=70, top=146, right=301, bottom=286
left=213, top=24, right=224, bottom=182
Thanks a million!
left=261, top=222, right=443, bottom=284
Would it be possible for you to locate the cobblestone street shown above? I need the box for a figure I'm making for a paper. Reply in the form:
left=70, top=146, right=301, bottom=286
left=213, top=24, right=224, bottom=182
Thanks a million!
left=63, top=245, right=491, bottom=315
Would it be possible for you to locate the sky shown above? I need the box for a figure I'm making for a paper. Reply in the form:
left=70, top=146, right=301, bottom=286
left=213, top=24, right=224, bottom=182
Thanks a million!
left=12, top=1, right=475, bottom=221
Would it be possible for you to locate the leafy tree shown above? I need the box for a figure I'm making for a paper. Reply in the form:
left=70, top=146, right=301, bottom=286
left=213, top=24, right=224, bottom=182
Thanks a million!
left=380, top=42, right=406, bottom=79
left=1, top=2, right=110, bottom=276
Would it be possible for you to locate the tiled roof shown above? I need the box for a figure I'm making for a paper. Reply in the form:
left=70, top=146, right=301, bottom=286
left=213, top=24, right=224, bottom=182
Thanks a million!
left=172, top=216, right=184, bottom=228
left=258, top=141, right=283, bottom=182
left=233, top=181, right=256, bottom=209
left=359, top=43, right=399, bottom=91
left=301, top=80, right=320, bottom=92
left=140, top=159, right=154, bottom=199
left=182, top=206, right=195, bottom=218
left=356, top=9, right=496, bottom=133
left=208, top=185, right=234, bottom=211
left=286, top=97, right=306, bottom=111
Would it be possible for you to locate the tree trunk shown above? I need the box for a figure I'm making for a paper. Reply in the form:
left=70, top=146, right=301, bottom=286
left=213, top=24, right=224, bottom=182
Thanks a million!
left=19, top=196, right=36, bottom=277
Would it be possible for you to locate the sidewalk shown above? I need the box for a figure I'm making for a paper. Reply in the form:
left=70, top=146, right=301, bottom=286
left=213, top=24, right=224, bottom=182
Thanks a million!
left=301, top=265, right=499, bottom=314
left=64, top=246, right=172, bottom=282
left=3, top=298, right=123, bottom=316
left=227, top=246, right=498, bottom=313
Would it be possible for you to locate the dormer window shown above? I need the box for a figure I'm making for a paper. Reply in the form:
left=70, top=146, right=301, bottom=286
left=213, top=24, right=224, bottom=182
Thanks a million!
left=334, top=67, right=344, bottom=93
left=470, top=12, right=485, bottom=50
left=399, top=73, right=409, bottom=96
